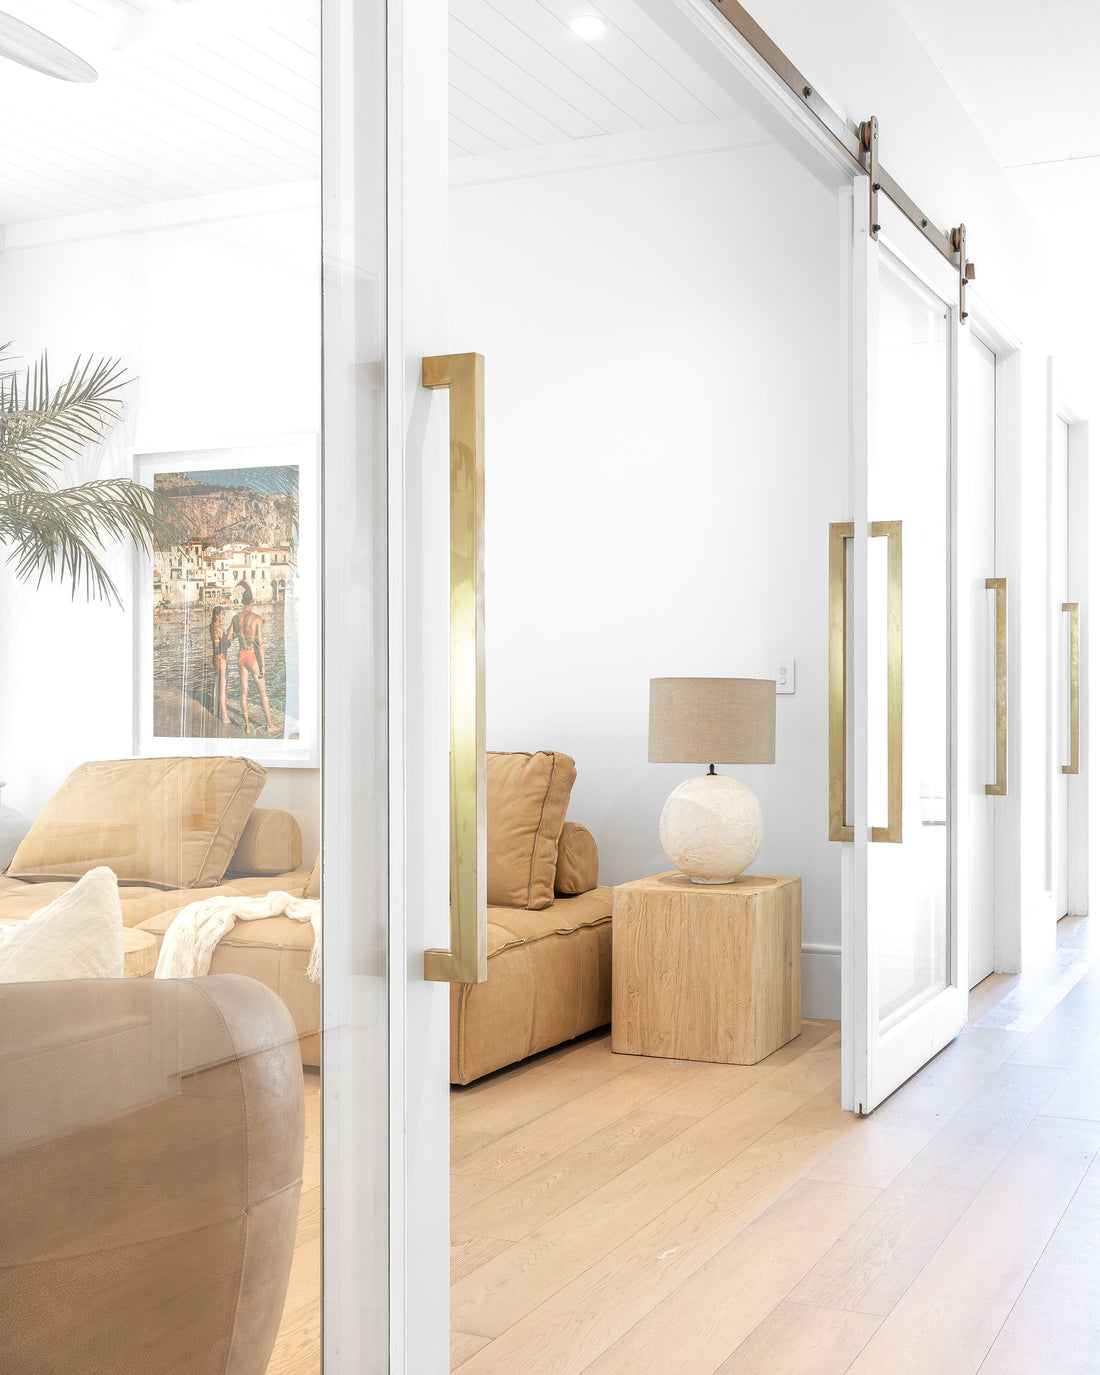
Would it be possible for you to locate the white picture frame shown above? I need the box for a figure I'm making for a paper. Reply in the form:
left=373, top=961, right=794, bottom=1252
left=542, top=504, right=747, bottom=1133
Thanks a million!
left=133, top=435, right=318, bottom=768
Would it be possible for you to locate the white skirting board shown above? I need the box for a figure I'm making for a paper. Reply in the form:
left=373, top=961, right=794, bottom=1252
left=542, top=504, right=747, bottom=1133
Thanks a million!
left=801, top=945, right=841, bottom=1021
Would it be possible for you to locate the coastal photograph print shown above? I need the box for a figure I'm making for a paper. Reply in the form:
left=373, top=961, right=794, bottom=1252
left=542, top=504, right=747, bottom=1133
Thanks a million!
left=133, top=439, right=318, bottom=766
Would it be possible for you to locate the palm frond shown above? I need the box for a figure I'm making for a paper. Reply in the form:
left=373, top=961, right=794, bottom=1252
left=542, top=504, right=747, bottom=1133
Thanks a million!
left=0, top=352, right=129, bottom=490
left=0, top=479, right=170, bottom=606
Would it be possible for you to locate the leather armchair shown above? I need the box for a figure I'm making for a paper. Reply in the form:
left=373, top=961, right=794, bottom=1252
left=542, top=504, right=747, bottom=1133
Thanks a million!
left=0, top=974, right=304, bottom=1375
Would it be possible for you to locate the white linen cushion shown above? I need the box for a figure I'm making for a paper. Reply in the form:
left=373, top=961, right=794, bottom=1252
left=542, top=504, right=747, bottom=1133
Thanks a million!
left=0, top=866, right=124, bottom=981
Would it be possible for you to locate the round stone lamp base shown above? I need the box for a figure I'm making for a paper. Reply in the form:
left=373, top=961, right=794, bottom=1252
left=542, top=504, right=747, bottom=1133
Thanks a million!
left=659, top=773, right=764, bottom=884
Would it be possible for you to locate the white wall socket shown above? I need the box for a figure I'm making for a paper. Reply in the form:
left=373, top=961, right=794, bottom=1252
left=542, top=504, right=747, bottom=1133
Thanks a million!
left=773, top=657, right=795, bottom=694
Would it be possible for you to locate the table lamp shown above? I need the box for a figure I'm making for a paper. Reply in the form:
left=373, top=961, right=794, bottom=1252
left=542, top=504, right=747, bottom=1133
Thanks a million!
left=649, top=677, right=776, bottom=883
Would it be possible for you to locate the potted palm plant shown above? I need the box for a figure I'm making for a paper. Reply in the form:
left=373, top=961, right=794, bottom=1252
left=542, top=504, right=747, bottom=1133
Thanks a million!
left=0, top=343, right=172, bottom=605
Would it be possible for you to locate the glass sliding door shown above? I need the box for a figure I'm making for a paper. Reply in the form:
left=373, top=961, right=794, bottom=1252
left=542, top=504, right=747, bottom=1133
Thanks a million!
left=0, top=3, right=392, bottom=1371
left=871, top=257, right=951, bottom=1028
left=841, top=198, right=968, bottom=1114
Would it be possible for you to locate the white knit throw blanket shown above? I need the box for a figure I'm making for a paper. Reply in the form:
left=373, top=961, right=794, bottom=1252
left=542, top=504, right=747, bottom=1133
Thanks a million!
left=155, top=891, right=321, bottom=982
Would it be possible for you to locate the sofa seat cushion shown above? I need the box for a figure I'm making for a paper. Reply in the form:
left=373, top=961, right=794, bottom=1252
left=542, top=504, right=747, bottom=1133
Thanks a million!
left=137, top=877, right=319, bottom=1055
left=484, top=885, right=614, bottom=956
left=451, top=886, right=613, bottom=1085
left=6, top=757, right=267, bottom=890
left=0, top=870, right=313, bottom=930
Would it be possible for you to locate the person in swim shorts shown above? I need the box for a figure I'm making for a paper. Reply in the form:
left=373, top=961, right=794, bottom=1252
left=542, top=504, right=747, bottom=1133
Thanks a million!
left=230, top=587, right=276, bottom=734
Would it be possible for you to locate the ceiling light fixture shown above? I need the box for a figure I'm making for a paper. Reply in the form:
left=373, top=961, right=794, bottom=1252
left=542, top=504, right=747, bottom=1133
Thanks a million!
left=0, top=11, right=98, bottom=81
left=569, top=14, right=606, bottom=40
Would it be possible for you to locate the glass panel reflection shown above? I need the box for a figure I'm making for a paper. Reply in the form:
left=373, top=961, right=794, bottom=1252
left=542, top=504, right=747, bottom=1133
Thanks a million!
left=872, top=258, right=950, bottom=1026
left=0, top=4, right=323, bottom=1371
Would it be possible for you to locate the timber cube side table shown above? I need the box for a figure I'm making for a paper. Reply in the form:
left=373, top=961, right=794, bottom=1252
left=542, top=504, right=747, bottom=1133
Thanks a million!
left=611, top=872, right=802, bottom=1065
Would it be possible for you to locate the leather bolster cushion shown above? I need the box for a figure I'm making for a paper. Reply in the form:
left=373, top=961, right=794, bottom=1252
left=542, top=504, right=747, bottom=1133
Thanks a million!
left=6, top=756, right=267, bottom=891
left=226, top=808, right=303, bottom=877
left=554, top=822, right=599, bottom=896
left=450, top=886, right=613, bottom=1084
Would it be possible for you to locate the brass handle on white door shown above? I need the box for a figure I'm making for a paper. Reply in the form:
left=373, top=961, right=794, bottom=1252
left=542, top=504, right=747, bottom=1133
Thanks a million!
left=1063, top=601, right=1080, bottom=776
left=986, top=577, right=1007, bottom=796
left=829, top=522, right=853, bottom=842
left=422, top=353, right=487, bottom=984
left=827, top=520, right=902, bottom=843
left=872, top=521, right=903, bottom=844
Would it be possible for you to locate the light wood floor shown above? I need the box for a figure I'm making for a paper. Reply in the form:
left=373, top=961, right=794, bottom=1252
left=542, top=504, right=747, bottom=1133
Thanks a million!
left=270, top=1067, right=321, bottom=1374
left=451, top=914, right=1100, bottom=1374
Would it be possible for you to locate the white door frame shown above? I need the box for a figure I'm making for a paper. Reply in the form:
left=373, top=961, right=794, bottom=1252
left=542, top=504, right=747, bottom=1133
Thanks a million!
left=963, top=298, right=1024, bottom=974
left=1052, top=381, right=1090, bottom=920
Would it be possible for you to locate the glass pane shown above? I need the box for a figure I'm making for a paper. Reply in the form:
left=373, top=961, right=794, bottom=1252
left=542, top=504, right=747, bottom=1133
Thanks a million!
left=0, top=6, right=325, bottom=1370
left=871, top=257, right=951, bottom=1027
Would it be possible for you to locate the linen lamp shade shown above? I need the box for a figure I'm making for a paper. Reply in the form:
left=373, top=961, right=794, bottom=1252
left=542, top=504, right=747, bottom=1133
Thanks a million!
left=649, top=678, right=775, bottom=766
left=649, top=677, right=776, bottom=884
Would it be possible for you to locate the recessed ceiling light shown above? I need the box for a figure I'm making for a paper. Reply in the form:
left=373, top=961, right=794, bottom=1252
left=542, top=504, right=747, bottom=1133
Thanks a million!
left=569, top=15, right=606, bottom=40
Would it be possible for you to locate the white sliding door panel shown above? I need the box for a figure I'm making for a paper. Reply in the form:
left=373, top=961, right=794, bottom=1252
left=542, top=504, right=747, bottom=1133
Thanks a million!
left=968, top=335, right=997, bottom=985
left=1053, top=415, right=1071, bottom=919
left=843, top=200, right=967, bottom=1115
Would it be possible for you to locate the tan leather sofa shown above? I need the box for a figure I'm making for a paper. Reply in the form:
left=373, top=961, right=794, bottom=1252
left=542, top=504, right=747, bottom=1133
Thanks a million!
left=450, top=751, right=613, bottom=1085
left=0, top=973, right=304, bottom=1375
left=0, top=757, right=320, bottom=1065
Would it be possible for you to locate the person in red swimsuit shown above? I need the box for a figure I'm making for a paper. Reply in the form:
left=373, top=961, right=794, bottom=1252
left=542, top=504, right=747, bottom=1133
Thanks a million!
left=230, top=587, right=276, bottom=734
left=209, top=605, right=231, bottom=726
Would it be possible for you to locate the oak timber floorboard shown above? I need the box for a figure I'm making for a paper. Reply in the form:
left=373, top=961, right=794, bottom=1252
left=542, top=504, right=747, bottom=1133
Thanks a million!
left=268, top=1068, right=320, bottom=1375
left=713, top=1300, right=882, bottom=1374
left=453, top=915, right=1100, bottom=1374
left=977, top=1152, right=1100, bottom=1374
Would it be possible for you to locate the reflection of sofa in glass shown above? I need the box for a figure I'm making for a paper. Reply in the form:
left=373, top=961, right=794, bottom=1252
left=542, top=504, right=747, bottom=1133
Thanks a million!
left=0, top=757, right=320, bottom=1065
left=450, top=751, right=613, bottom=1085
left=0, top=973, right=304, bottom=1375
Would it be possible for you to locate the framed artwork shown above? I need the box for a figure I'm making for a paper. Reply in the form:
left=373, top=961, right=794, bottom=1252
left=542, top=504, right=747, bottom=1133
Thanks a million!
left=133, top=437, right=318, bottom=768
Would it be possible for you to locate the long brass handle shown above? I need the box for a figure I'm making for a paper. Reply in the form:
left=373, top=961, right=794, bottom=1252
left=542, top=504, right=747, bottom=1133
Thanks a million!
left=986, top=578, right=1007, bottom=795
left=828, top=522, right=853, bottom=842
left=422, top=353, right=487, bottom=984
left=872, top=520, right=903, bottom=844
left=1063, top=601, right=1080, bottom=776
left=828, top=520, right=902, bottom=843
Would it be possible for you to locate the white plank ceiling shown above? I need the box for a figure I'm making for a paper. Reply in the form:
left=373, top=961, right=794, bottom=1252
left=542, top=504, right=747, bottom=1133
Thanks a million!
left=0, top=0, right=749, bottom=226
left=447, top=0, right=746, bottom=159
left=0, top=0, right=320, bottom=225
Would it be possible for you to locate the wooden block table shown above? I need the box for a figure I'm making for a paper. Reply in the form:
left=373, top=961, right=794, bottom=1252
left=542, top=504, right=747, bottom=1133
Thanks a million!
left=612, top=872, right=801, bottom=1065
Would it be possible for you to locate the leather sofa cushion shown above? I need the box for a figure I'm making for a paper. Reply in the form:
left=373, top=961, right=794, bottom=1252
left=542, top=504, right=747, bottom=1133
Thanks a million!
left=487, top=751, right=576, bottom=910
left=226, top=807, right=303, bottom=877
left=554, top=822, right=599, bottom=895
left=0, top=870, right=313, bottom=930
left=451, top=886, right=613, bottom=1084
left=6, top=757, right=267, bottom=890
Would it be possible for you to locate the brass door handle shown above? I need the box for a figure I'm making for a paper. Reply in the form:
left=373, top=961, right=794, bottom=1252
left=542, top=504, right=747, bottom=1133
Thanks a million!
left=422, top=353, right=487, bottom=984
left=828, top=520, right=902, bottom=844
left=1063, top=601, right=1080, bottom=776
left=872, top=520, right=902, bottom=844
left=829, top=522, right=853, bottom=842
left=986, top=578, right=1007, bottom=795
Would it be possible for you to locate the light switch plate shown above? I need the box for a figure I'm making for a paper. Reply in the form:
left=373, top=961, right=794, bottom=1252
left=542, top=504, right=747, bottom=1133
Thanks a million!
left=774, top=656, right=795, bottom=694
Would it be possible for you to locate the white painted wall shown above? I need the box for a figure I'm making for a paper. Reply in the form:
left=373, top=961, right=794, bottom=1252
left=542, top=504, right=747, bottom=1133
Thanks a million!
left=449, top=141, right=848, bottom=1014
left=0, top=185, right=321, bottom=857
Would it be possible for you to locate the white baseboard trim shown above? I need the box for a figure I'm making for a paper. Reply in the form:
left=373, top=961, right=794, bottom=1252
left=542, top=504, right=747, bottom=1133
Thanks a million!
left=801, top=944, right=841, bottom=1021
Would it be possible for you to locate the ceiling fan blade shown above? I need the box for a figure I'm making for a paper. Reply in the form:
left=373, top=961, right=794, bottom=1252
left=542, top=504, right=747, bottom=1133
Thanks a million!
left=0, top=11, right=97, bottom=82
